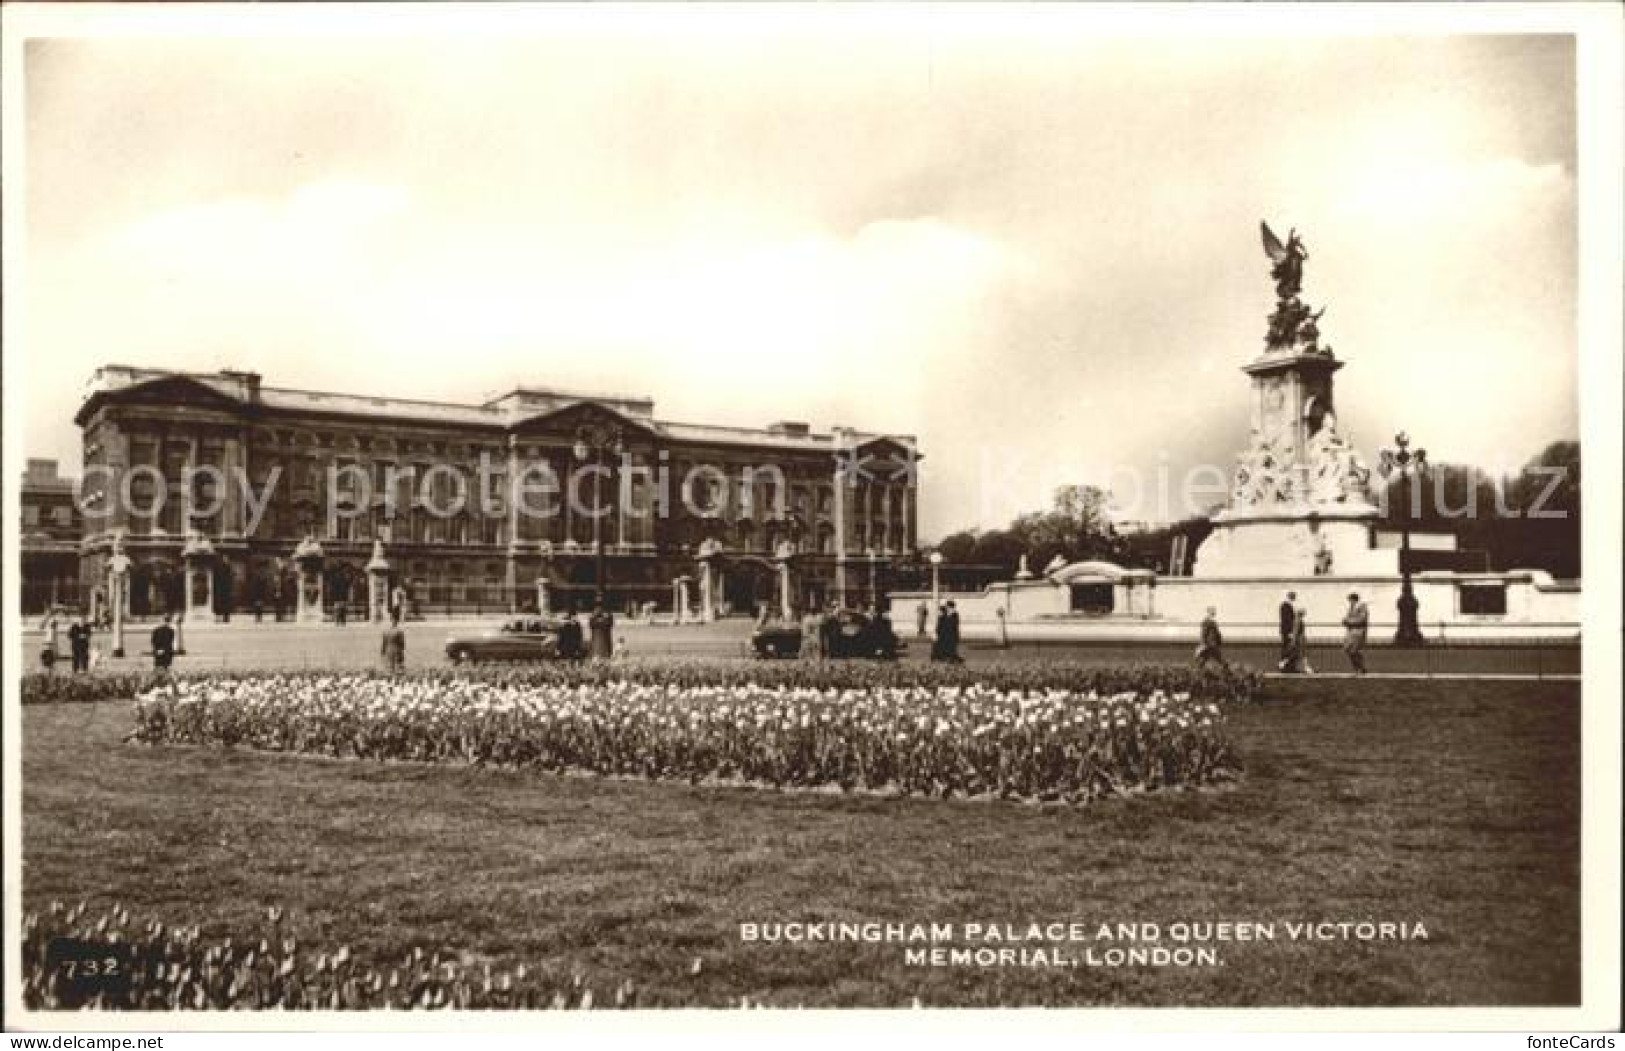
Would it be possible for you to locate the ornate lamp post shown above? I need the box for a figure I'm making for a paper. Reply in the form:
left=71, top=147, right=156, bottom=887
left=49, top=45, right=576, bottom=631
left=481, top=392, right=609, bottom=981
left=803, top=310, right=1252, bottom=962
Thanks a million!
left=1379, top=431, right=1428, bottom=647
left=107, top=530, right=131, bottom=659
left=574, top=422, right=622, bottom=658
left=928, top=550, right=943, bottom=620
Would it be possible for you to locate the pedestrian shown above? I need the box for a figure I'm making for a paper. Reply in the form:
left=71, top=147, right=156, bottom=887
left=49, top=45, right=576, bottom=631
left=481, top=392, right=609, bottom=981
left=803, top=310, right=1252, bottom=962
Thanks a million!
left=1277, top=591, right=1297, bottom=671
left=1294, top=598, right=1314, bottom=675
left=939, top=601, right=963, bottom=664
left=1194, top=606, right=1225, bottom=669
left=390, top=584, right=407, bottom=626
left=819, top=604, right=840, bottom=660
left=800, top=604, right=824, bottom=661
left=380, top=619, right=406, bottom=673
left=150, top=615, right=177, bottom=673
left=39, top=607, right=61, bottom=672
left=588, top=604, right=614, bottom=660
left=929, top=604, right=949, bottom=661
left=915, top=600, right=929, bottom=639
left=68, top=614, right=93, bottom=674
left=1341, top=592, right=1369, bottom=674
left=558, top=609, right=584, bottom=660
left=872, top=606, right=896, bottom=659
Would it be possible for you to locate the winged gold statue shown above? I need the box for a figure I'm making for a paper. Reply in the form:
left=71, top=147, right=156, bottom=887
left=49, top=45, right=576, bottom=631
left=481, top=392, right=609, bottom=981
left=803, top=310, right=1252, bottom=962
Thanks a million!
left=1260, top=221, right=1307, bottom=300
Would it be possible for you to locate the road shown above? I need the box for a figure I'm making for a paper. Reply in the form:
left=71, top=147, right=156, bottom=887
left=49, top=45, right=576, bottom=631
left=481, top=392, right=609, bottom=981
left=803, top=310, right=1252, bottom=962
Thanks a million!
left=21, top=617, right=1581, bottom=677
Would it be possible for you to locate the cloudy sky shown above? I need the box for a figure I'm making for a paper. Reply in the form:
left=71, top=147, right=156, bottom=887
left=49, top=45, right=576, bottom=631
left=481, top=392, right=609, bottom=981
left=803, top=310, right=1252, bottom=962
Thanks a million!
left=15, top=8, right=1579, bottom=537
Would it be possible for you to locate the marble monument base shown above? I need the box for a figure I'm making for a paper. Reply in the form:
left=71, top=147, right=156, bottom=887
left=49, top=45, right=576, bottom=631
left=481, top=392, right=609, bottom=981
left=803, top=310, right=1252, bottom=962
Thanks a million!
left=1192, top=506, right=1395, bottom=579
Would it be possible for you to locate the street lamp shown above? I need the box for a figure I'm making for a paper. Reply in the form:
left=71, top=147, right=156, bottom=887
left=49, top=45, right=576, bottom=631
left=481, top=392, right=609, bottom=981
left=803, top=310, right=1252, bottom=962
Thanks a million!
left=1379, top=431, right=1428, bottom=647
left=928, top=550, right=943, bottom=618
left=573, top=421, right=622, bottom=657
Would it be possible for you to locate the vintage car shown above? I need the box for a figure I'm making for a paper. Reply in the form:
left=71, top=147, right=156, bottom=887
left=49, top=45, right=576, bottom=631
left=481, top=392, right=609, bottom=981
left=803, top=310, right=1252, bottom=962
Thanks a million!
left=750, top=609, right=904, bottom=660
left=445, top=617, right=581, bottom=664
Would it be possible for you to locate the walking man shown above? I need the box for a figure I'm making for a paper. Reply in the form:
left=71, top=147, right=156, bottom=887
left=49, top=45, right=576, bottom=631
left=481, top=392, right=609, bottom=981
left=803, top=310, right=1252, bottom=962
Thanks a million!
left=939, top=601, right=963, bottom=664
left=150, top=615, right=177, bottom=674
left=380, top=619, right=406, bottom=673
left=1277, top=591, right=1297, bottom=671
left=1195, top=606, right=1225, bottom=669
left=915, top=600, right=929, bottom=639
left=1341, top=592, right=1370, bottom=674
left=68, top=614, right=93, bottom=674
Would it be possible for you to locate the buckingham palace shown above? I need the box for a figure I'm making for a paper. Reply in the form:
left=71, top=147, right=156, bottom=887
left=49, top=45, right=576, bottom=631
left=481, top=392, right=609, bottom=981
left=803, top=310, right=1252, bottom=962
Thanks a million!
left=74, top=366, right=921, bottom=621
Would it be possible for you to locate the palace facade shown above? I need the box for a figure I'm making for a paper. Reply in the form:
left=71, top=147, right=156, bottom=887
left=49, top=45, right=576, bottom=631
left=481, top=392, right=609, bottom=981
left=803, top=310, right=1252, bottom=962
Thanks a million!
left=20, top=459, right=83, bottom=617
left=76, top=366, right=920, bottom=619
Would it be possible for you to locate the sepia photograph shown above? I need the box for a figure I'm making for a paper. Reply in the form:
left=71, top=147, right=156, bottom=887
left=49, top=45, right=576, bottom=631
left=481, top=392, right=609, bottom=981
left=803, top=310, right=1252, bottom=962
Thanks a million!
left=3, top=2, right=1620, bottom=1035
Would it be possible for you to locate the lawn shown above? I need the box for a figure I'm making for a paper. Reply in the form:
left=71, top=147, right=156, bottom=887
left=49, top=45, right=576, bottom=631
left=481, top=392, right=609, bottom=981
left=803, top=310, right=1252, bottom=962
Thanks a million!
left=20, top=677, right=1579, bottom=1007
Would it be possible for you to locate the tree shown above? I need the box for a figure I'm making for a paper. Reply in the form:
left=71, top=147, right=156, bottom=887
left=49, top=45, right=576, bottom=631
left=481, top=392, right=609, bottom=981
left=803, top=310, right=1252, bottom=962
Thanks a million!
left=1373, top=442, right=1580, bottom=579
left=970, top=529, right=1024, bottom=573
left=1495, top=441, right=1580, bottom=578
left=1008, top=485, right=1115, bottom=569
left=933, top=530, right=979, bottom=565
left=1119, top=516, right=1214, bottom=574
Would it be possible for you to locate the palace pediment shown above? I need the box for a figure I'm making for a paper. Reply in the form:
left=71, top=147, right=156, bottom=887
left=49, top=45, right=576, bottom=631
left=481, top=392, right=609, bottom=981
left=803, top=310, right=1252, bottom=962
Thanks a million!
left=507, top=400, right=661, bottom=443
left=76, top=374, right=248, bottom=425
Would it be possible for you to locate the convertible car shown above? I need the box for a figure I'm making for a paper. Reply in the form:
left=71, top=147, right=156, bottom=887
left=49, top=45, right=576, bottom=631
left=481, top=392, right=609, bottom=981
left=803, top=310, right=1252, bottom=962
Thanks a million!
left=445, top=617, right=581, bottom=663
left=750, top=609, right=903, bottom=660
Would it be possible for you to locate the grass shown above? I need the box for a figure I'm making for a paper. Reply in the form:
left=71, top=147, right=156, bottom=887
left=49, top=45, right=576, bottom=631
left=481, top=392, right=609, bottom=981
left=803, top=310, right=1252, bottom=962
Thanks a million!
left=21, top=678, right=1579, bottom=1007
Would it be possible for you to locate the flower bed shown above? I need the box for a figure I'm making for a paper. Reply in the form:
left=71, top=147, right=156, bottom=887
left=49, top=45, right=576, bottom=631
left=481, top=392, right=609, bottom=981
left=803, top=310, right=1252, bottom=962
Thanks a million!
left=20, top=671, right=157, bottom=706
left=130, top=673, right=1236, bottom=802
left=22, top=900, right=642, bottom=1010
left=25, top=658, right=1261, bottom=704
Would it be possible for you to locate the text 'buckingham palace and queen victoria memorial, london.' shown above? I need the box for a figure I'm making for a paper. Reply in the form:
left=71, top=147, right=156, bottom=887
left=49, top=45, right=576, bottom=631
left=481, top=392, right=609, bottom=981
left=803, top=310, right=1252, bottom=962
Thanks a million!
left=72, top=370, right=921, bottom=626
left=889, top=222, right=1580, bottom=644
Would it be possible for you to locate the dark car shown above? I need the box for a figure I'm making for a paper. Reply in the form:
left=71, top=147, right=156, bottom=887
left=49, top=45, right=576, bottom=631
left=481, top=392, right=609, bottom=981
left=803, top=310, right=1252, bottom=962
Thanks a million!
left=751, top=609, right=903, bottom=660
left=445, top=617, right=575, bottom=664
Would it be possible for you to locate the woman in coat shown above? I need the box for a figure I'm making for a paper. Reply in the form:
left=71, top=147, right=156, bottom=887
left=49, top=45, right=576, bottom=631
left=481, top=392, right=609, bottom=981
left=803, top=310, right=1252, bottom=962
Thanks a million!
left=1292, top=600, right=1314, bottom=674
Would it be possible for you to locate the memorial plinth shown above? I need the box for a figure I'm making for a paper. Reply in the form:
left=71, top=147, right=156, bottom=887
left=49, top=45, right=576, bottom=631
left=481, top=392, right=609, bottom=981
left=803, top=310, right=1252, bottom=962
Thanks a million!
left=1193, top=225, right=1386, bottom=579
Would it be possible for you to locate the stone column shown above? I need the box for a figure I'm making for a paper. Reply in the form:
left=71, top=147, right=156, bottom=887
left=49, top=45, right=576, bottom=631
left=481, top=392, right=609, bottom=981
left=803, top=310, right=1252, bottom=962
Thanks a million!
left=506, top=435, right=521, bottom=612
left=832, top=461, right=848, bottom=608
left=778, top=561, right=792, bottom=620
left=222, top=435, right=244, bottom=537
left=535, top=578, right=551, bottom=616
left=616, top=455, right=629, bottom=549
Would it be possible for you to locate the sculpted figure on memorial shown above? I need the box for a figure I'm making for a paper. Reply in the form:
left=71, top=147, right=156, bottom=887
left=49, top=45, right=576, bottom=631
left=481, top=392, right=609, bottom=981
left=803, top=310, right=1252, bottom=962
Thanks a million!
left=1306, top=412, right=1374, bottom=506
left=1260, top=221, right=1334, bottom=357
left=1231, top=427, right=1295, bottom=510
